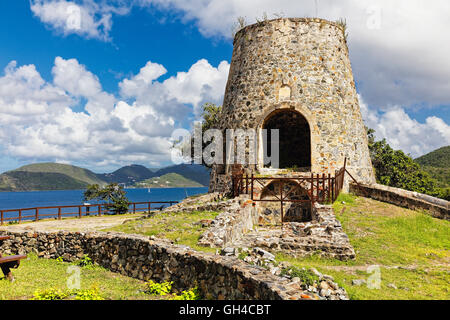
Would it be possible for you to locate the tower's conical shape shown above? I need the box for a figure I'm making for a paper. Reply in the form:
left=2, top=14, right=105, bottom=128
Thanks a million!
left=211, top=18, right=375, bottom=191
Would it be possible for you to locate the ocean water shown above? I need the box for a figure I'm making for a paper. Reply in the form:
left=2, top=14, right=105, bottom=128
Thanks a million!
left=0, top=187, right=208, bottom=221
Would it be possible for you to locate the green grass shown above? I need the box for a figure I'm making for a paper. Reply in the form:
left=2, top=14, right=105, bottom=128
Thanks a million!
left=276, top=193, right=450, bottom=300
left=0, top=253, right=155, bottom=300
left=102, top=210, right=220, bottom=253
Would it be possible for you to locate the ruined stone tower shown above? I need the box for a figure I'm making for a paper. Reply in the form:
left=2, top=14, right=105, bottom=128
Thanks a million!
left=210, top=18, right=375, bottom=192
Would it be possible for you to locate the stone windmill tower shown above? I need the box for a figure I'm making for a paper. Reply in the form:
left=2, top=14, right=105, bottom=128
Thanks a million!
left=209, top=18, right=375, bottom=193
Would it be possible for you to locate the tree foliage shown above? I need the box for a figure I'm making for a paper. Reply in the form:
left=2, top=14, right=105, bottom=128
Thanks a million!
left=200, top=102, right=222, bottom=132
left=83, top=183, right=129, bottom=214
left=367, top=128, right=448, bottom=200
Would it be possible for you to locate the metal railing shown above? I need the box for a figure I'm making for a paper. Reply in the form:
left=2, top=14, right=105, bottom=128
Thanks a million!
left=0, top=201, right=178, bottom=225
left=231, top=159, right=355, bottom=223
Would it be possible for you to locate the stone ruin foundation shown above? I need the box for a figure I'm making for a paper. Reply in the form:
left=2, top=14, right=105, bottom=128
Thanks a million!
left=194, top=193, right=355, bottom=261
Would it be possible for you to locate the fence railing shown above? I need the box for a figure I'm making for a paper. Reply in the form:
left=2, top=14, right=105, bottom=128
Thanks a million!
left=0, top=201, right=177, bottom=225
left=231, top=159, right=354, bottom=222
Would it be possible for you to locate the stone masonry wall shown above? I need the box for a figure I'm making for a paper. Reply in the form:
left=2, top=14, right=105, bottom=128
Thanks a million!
left=0, top=229, right=299, bottom=300
left=198, top=195, right=258, bottom=247
left=213, top=18, right=375, bottom=188
left=350, top=183, right=449, bottom=221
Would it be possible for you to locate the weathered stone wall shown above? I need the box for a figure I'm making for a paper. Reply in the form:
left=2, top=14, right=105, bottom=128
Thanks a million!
left=349, top=183, right=449, bottom=220
left=0, top=229, right=300, bottom=300
left=198, top=195, right=258, bottom=247
left=211, top=17, right=375, bottom=192
left=197, top=195, right=355, bottom=261
left=229, top=203, right=355, bottom=261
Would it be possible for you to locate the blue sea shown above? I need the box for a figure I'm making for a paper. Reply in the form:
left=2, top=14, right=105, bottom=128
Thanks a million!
left=0, top=187, right=208, bottom=221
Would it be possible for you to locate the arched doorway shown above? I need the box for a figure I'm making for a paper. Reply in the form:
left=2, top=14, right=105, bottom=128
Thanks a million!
left=263, top=109, right=311, bottom=170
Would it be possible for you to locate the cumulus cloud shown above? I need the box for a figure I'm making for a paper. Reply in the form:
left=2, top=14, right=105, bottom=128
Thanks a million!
left=30, top=0, right=132, bottom=41
left=119, top=58, right=229, bottom=117
left=0, top=57, right=228, bottom=171
left=132, top=0, right=450, bottom=109
left=30, top=1, right=450, bottom=107
left=359, top=95, right=450, bottom=158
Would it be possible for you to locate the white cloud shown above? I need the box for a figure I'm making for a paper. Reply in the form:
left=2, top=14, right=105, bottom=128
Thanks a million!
left=359, top=95, right=450, bottom=158
left=137, top=0, right=450, bottom=108
left=119, top=58, right=229, bottom=117
left=30, top=0, right=132, bottom=41
left=0, top=57, right=228, bottom=171
left=30, top=1, right=450, bottom=107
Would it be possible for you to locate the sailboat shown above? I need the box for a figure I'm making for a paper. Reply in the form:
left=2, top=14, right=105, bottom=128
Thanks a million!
left=148, top=188, right=151, bottom=193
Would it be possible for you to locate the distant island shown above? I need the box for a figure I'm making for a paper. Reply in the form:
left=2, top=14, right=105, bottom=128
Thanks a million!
left=133, top=173, right=204, bottom=188
left=0, top=162, right=210, bottom=192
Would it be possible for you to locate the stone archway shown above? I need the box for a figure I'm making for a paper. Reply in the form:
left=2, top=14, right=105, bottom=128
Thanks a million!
left=262, top=109, right=311, bottom=170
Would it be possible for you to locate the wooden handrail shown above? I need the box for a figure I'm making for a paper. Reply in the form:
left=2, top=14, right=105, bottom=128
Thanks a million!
left=0, top=201, right=178, bottom=225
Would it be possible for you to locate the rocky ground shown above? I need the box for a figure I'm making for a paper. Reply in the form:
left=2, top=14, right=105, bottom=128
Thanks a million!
left=219, top=246, right=349, bottom=300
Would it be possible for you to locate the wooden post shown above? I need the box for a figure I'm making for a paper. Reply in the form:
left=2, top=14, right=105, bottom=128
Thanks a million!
left=35, top=208, right=39, bottom=222
left=310, top=172, right=314, bottom=207
left=1, top=211, right=3, bottom=225
left=280, top=200, right=284, bottom=225
left=98, top=204, right=102, bottom=216
left=58, top=207, right=61, bottom=220
left=19, top=209, right=22, bottom=224
left=133, top=203, right=136, bottom=214
left=316, top=174, right=319, bottom=203
left=78, top=206, right=82, bottom=219
left=331, top=177, right=336, bottom=202
left=251, top=173, right=254, bottom=201
left=245, top=174, right=249, bottom=194
left=148, top=202, right=151, bottom=213
left=280, top=180, right=284, bottom=224
left=328, top=173, right=331, bottom=203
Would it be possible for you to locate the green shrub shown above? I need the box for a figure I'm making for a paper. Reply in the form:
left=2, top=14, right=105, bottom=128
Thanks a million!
left=77, top=254, right=94, bottom=269
left=367, top=128, right=445, bottom=199
left=33, top=287, right=103, bottom=300
left=83, top=183, right=129, bottom=215
left=171, top=287, right=201, bottom=300
left=144, top=280, right=173, bottom=296
left=280, top=267, right=319, bottom=286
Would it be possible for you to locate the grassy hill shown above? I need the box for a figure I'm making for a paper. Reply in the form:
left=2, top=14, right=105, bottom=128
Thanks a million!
left=14, top=163, right=105, bottom=185
left=154, top=164, right=210, bottom=186
left=0, top=163, right=106, bottom=192
left=415, top=146, right=450, bottom=188
left=0, top=171, right=89, bottom=191
left=134, top=173, right=204, bottom=188
left=278, top=193, right=450, bottom=300
left=0, top=162, right=210, bottom=191
left=97, top=164, right=156, bottom=185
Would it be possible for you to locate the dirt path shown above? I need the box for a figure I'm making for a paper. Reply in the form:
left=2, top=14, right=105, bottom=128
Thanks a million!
left=0, top=214, right=146, bottom=233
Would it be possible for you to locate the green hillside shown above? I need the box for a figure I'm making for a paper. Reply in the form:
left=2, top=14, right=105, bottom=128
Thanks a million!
left=97, top=164, right=156, bottom=184
left=0, top=163, right=106, bottom=192
left=154, top=164, right=210, bottom=186
left=14, top=163, right=105, bottom=185
left=134, top=173, right=204, bottom=188
left=0, top=171, right=89, bottom=191
left=415, top=146, right=450, bottom=188
left=415, top=146, right=450, bottom=168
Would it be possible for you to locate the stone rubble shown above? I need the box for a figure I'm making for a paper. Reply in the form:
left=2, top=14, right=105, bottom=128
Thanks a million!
left=219, top=246, right=349, bottom=300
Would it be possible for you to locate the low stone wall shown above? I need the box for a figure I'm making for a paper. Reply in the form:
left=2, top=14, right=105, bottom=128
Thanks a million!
left=197, top=197, right=355, bottom=260
left=350, top=183, right=449, bottom=221
left=198, top=195, right=258, bottom=248
left=0, top=229, right=304, bottom=300
left=162, top=192, right=233, bottom=214
left=229, top=203, right=355, bottom=261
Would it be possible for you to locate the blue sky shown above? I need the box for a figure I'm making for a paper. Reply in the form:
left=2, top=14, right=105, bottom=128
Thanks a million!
left=0, top=0, right=448, bottom=173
